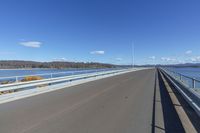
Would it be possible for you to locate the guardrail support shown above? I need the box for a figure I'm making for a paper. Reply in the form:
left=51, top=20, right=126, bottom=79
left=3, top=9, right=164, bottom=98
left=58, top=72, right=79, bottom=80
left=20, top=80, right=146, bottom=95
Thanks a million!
left=192, top=78, right=196, bottom=88
left=161, top=68, right=200, bottom=118
left=16, top=76, right=18, bottom=83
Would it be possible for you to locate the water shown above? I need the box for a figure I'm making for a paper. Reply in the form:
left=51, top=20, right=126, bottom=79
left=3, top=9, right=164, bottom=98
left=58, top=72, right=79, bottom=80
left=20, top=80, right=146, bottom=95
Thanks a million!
left=0, top=68, right=120, bottom=84
left=168, top=67, right=200, bottom=88
left=0, top=68, right=115, bottom=77
left=169, top=67, right=200, bottom=79
left=0, top=69, right=83, bottom=77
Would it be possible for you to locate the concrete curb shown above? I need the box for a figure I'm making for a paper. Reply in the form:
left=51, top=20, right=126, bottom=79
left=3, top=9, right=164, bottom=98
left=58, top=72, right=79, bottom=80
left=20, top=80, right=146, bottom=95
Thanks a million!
left=160, top=70, right=197, bottom=133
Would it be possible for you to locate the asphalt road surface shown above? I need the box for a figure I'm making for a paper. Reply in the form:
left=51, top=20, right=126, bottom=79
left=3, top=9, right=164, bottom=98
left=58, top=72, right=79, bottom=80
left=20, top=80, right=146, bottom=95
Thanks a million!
left=0, top=69, right=161, bottom=133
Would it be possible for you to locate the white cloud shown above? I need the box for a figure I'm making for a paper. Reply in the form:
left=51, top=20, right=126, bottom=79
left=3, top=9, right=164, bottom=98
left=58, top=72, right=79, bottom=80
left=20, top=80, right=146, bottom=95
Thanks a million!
left=90, top=50, right=105, bottom=55
left=52, top=58, right=67, bottom=62
left=161, top=57, right=176, bottom=62
left=149, top=56, right=156, bottom=60
left=115, top=58, right=123, bottom=61
left=19, top=41, right=42, bottom=48
left=185, top=50, right=192, bottom=55
left=177, top=60, right=185, bottom=64
left=189, top=56, right=200, bottom=62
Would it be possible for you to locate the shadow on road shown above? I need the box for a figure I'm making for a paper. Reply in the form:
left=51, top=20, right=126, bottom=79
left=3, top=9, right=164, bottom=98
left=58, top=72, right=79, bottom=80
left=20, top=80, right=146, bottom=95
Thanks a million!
left=162, top=71, right=200, bottom=132
left=151, top=70, right=185, bottom=133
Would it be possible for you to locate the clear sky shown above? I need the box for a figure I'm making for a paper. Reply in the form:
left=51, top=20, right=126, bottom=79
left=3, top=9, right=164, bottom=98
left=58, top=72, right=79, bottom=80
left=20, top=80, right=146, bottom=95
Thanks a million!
left=0, top=0, right=200, bottom=65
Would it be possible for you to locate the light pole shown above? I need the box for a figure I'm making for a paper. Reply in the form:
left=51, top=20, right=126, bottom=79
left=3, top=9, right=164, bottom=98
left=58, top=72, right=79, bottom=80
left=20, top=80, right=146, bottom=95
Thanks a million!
left=131, top=42, right=135, bottom=68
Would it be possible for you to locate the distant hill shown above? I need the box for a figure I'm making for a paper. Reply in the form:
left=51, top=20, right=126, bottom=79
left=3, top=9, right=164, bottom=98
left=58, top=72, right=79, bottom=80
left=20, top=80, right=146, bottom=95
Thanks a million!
left=0, top=60, right=116, bottom=69
left=117, top=63, right=200, bottom=68
left=168, top=63, right=200, bottom=67
left=140, top=63, right=200, bottom=68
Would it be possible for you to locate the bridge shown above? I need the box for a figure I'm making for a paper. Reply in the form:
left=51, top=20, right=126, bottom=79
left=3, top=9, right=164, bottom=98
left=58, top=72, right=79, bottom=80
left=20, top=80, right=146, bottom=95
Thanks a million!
left=0, top=68, right=199, bottom=133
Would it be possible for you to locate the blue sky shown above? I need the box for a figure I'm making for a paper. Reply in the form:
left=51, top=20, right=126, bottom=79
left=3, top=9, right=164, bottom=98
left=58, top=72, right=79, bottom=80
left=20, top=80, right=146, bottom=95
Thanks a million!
left=0, top=0, right=200, bottom=65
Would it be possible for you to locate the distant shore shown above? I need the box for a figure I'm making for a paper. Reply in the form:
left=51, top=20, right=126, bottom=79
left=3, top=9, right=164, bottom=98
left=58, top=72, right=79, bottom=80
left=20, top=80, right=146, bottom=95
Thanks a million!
left=0, top=68, right=53, bottom=70
left=0, top=60, right=115, bottom=70
left=0, top=67, right=106, bottom=71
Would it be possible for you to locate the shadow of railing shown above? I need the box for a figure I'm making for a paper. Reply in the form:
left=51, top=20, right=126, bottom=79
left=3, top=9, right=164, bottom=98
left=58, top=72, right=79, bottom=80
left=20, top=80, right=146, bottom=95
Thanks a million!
left=161, top=70, right=200, bottom=132
left=151, top=69, right=185, bottom=133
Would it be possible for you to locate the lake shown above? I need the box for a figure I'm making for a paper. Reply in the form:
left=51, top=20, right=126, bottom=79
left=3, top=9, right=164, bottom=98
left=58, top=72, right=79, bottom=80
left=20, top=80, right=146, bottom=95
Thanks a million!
left=167, top=67, right=200, bottom=88
left=169, top=67, right=200, bottom=79
left=0, top=68, right=118, bottom=80
left=1, top=67, right=199, bottom=79
left=0, top=68, right=122, bottom=84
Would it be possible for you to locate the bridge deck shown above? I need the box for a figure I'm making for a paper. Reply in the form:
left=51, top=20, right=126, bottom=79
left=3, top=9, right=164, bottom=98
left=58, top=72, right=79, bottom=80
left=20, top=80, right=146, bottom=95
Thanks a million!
left=0, top=69, right=187, bottom=133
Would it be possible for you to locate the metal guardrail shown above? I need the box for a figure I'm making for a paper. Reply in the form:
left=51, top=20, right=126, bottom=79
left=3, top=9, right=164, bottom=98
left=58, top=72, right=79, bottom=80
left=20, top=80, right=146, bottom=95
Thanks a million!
left=0, top=68, right=120, bottom=84
left=163, top=68, right=200, bottom=89
left=0, top=68, right=145, bottom=104
left=160, top=68, right=200, bottom=117
left=0, top=68, right=133, bottom=94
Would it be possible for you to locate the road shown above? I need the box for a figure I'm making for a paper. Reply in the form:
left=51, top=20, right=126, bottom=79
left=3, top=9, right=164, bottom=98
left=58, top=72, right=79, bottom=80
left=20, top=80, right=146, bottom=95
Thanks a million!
left=0, top=69, right=161, bottom=133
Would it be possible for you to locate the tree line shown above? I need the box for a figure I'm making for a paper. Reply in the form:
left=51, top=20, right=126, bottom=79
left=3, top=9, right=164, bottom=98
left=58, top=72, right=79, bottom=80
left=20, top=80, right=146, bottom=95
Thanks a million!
left=0, top=60, right=116, bottom=69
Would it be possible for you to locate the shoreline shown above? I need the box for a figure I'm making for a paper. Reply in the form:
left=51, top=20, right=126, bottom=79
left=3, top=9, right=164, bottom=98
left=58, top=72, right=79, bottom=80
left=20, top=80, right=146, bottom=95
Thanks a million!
left=0, top=68, right=99, bottom=71
left=0, top=67, right=112, bottom=71
left=0, top=68, right=63, bottom=70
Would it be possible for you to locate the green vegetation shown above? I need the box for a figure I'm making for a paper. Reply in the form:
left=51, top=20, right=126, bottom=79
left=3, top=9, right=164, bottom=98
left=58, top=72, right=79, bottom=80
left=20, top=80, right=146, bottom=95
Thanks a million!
left=0, top=60, right=116, bottom=69
left=0, top=81, right=10, bottom=85
left=0, top=76, right=44, bottom=95
left=0, top=90, right=16, bottom=95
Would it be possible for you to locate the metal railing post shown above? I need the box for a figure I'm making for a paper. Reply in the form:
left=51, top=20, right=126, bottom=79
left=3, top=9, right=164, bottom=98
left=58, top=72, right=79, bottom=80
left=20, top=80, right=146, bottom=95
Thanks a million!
left=165, top=69, right=200, bottom=89
left=192, top=78, right=196, bottom=88
left=16, top=76, right=18, bottom=83
left=51, top=73, right=53, bottom=79
left=180, top=74, right=182, bottom=81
